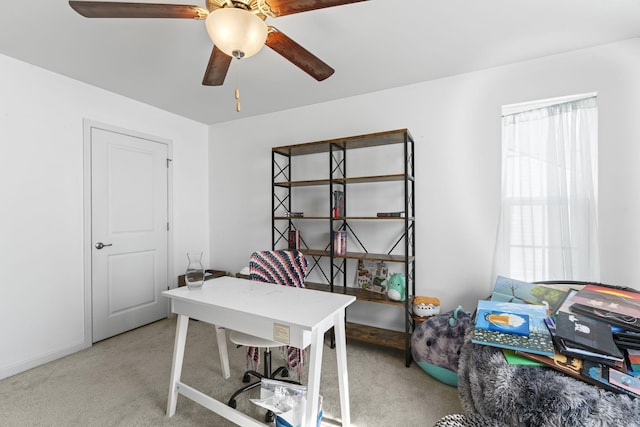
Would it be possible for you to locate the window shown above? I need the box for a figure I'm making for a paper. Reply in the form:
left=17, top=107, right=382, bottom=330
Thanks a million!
left=494, top=94, right=599, bottom=282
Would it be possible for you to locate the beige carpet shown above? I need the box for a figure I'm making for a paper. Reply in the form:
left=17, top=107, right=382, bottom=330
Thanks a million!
left=0, top=317, right=462, bottom=426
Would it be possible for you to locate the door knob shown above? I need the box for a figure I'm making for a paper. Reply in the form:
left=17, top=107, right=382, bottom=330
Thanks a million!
left=95, top=242, right=113, bottom=250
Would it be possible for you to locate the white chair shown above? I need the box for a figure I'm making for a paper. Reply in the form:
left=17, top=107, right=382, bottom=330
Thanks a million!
left=226, top=250, right=308, bottom=422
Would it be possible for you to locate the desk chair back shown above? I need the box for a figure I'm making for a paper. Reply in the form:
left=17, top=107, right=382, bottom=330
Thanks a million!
left=249, top=250, right=307, bottom=288
left=248, top=250, right=308, bottom=376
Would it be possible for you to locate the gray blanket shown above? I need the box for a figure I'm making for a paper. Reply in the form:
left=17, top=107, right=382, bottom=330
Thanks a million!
left=457, top=327, right=640, bottom=426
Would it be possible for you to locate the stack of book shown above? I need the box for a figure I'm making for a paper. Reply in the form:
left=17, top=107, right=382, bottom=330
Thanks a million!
left=471, top=276, right=640, bottom=397
left=288, top=230, right=301, bottom=250
left=332, top=230, right=347, bottom=256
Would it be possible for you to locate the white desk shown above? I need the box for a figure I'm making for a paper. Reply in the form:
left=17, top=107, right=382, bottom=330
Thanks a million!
left=162, top=276, right=356, bottom=427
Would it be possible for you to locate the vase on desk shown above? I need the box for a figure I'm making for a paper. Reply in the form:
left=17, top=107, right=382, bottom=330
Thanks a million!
left=185, top=252, right=205, bottom=289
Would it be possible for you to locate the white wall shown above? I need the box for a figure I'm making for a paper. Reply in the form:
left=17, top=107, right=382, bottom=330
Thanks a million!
left=3, top=35, right=634, bottom=377
left=209, top=38, right=640, bottom=328
left=0, top=54, right=210, bottom=379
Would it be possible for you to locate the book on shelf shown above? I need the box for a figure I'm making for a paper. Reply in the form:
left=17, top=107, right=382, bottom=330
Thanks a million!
left=471, top=300, right=555, bottom=356
left=332, top=230, right=347, bottom=256
left=284, top=211, right=304, bottom=218
left=554, top=311, right=624, bottom=360
left=288, top=230, right=300, bottom=250
left=376, top=211, right=405, bottom=217
left=332, top=191, right=344, bottom=218
left=355, top=259, right=388, bottom=294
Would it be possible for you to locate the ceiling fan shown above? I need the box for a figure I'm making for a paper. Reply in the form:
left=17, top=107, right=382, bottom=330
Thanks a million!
left=68, top=0, right=368, bottom=86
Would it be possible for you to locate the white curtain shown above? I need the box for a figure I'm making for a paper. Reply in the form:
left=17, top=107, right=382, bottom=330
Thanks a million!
left=494, top=96, right=599, bottom=282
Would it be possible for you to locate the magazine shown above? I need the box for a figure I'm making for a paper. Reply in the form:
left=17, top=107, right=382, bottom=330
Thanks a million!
left=355, top=260, right=388, bottom=293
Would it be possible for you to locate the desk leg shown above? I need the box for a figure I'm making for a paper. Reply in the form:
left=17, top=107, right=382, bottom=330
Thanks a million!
left=335, top=312, right=351, bottom=426
left=305, top=328, right=324, bottom=427
left=167, top=314, right=189, bottom=417
left=215, top=325, right=231, bottom=379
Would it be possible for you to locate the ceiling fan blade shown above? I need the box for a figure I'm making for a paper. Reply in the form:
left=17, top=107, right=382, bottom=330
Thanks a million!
left=68, top=1, right=208, bottom=19
left=202, top=46, right=232, bottom=86
left=262, top=0, right=368, bottom=17
left=265, top=28, right=334, bottom=81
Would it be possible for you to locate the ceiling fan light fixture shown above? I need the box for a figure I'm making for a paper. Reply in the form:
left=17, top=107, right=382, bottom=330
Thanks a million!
left=205, top=8, right=268, bottom=59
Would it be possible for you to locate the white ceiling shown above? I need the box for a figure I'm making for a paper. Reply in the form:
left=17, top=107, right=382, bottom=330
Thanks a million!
left=1, top=0, right=640, bottom=125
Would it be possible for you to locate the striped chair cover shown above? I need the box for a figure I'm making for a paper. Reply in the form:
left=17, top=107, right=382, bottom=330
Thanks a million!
left=249, top=250, right=307, bottom=288
left=247, top=250, right=308, bottom=377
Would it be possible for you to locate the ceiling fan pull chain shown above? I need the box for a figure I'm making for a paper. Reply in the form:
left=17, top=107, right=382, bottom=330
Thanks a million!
left=234, top=56, right=241, bottom=112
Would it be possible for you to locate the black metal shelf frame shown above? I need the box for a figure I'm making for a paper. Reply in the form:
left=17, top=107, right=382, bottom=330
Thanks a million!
left=271, top=129, right=416, bottom=366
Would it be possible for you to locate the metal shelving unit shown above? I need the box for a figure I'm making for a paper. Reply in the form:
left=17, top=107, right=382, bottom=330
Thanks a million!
left=271, top=129, right=415, bottom=366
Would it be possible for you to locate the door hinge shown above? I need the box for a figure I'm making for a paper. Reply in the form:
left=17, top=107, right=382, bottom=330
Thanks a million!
left=166, top=158, right=172, bottom=168
left=167, top=222, right=170, bottom=231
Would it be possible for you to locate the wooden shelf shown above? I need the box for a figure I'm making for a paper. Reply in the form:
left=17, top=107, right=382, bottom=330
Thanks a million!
left=274, top=173, right=413, bottom=188
left=304, top=281, right=405, bottom=305
left=272, top=128, right=412, bottom=157
left=274, top=216, right=415, bottom=221
left=301, top=249, right=414, bottom=264
left=345, top=322, right=406, bottom=351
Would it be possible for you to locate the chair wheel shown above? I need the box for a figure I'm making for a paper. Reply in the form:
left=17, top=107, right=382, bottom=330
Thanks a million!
left=280, top=369, right=289, bottom=378
left=228, top=399, right=237, bottom=409
left=242, top=373, right=251, bottom=383
left=265, top=410, right=275, bottom=423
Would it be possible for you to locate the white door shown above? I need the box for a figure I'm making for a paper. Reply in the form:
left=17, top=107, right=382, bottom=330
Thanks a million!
left=91, top=126, right=169, bottom=342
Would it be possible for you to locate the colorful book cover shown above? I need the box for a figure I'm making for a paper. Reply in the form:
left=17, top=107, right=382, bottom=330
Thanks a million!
left=569, top=285, right=640, bottom=332
left=581, top=360, right=629, bottom=395
left=515, top=350, right=591, bottom=383
left=490, top=276, right=567, bottom=314
left=608, top=368, right=640, bottom=396
left=472, top=300, right=555, bottom=356
left=571, top=284, right=640, bottom=319
left=477, top=310, right=530, bottom=337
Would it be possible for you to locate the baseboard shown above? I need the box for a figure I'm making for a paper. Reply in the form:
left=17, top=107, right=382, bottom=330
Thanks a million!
left=0, top=341, right=89, bottom=381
